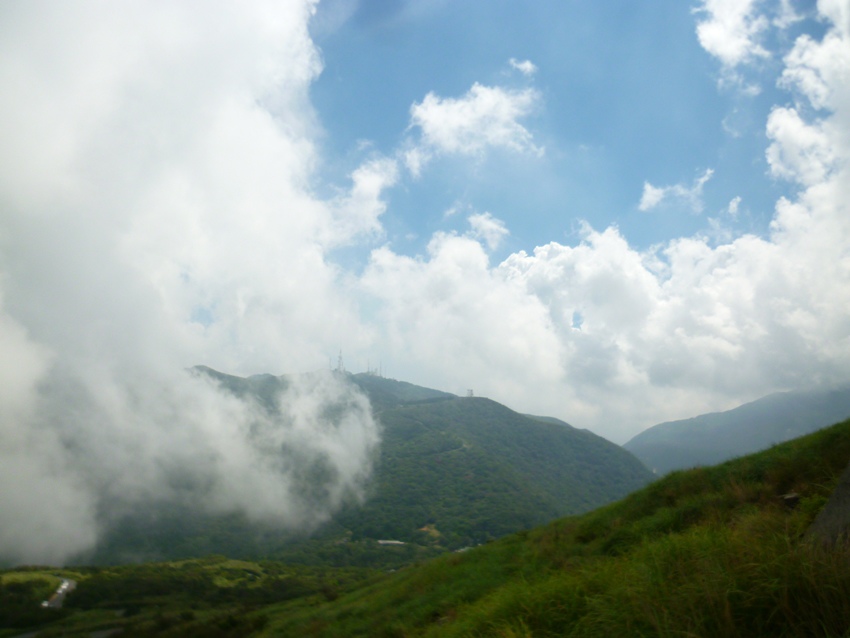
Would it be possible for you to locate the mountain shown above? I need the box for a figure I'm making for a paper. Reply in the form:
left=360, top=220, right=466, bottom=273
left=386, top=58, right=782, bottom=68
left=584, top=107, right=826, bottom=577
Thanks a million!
left=15, top=416, right=850, bottom=637
left=333, top=380, right=652, bottom=547
left=87, top=368, right=651, bottom=564
left=264, top=415, right=850, bottom=637
left=304, top=371, right=651, bottom=548
left=624, top=385, right=850, bottom=475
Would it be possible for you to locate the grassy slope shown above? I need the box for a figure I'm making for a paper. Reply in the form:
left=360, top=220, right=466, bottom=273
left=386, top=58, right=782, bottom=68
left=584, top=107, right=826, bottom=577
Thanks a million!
left=264, top=417, right=850, bottom=637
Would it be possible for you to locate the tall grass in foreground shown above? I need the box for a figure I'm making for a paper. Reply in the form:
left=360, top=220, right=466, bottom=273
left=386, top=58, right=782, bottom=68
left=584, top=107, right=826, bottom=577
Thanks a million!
left=265, top=418, right=850, bottom=637
left=458, top=521, right=850, bottom=637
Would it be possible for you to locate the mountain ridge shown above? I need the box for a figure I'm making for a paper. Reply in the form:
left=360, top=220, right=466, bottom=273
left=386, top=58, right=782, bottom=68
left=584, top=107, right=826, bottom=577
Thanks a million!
left=86, top=367, right=652, bottom=565
left=625, top=384, right=850, bottom=474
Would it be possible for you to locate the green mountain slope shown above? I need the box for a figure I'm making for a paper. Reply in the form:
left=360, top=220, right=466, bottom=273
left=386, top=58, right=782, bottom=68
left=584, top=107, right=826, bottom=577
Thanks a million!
left=348, top=372, right=456, bottom=408
left=87, top=369, right=651, bottom=565
left=266, top=415, right=850, bottom=637
left=625, top=385, right=850, bottom=475
left=332, top=392, right=651, bottom=547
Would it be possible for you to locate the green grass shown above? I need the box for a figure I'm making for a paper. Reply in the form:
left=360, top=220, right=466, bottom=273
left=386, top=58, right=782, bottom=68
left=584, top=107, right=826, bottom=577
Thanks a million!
left=0, top=557, right=377, bottom=637
left=263, top=417, right=850, bottom=637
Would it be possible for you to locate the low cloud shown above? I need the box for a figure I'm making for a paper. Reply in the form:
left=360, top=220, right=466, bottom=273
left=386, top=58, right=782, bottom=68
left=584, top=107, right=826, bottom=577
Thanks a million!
left=0, top=354, right=379, bottom=565
left=326, top=156, right=400, bottom=244
left=0, top=1, right=381, bottom=565
left=774, top=0, right=804, bottom=30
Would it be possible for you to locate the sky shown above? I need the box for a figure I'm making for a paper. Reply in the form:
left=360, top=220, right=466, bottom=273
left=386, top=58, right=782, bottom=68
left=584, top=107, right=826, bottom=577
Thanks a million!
left=1, top=1, right=850, bottom=562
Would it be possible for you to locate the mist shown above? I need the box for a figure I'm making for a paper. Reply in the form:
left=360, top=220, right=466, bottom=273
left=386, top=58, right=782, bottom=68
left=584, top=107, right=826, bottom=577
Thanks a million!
left=0, top=1, right=383, bottom=565
left=0, top=346, right=379, bottom=565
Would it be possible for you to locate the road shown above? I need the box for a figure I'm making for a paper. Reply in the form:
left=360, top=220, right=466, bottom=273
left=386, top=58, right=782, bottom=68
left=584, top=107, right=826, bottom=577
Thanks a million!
left=41, top=578, right=76, bottom=609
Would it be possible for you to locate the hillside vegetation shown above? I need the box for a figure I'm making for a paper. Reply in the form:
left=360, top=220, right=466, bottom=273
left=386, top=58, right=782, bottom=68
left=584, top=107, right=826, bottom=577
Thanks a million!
left=0, top=558, right=376, bottom=638
left=265, top=416, right=850, bottom=637
left=89, top=370, right=651, bottom=566
left=330, top=392, right=651, bottom=548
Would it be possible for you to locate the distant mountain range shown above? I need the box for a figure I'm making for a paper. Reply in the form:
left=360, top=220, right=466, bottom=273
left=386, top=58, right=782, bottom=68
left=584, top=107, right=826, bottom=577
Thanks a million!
left=624, top=385, right=850, bottom=475
left=88, top=368, right=652, bottom=564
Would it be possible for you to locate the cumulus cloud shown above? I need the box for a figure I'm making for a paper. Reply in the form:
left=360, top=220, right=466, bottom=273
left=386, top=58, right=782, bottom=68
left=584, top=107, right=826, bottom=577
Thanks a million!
left=779, top=27, right=850, bottom=112
left=361, top=4, right=850, bottom=443
left=361, top=233, right=564, bottom=405
left=766, top=107, right=836, bottom=185
left=326, top=156, right=399, bottom=243
left=404, top=82, right=542, bottom=175
left=638, top=183, right=667, bottom=211
left=638, top=168, right=715, bottom=213
left=693, top=0, right=769, bottom=69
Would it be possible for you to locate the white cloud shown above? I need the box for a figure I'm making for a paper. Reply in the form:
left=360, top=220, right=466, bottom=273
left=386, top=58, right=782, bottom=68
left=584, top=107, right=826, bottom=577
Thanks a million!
left=728, top=195, right=742, bottom=217
left=638, top=182, right=667, bottom=211
left=361, top=233, right=564, bottom=406
left=468, top=212, right=509, bottom=250
left=402, top=145, right=429, bottom=179
left=766, top=107, right=836, bottom=185
left=509, top=57, right=537, bottom=76
left=819, top=0, right=850, bottom=39
left=326, top=156, right=399, bottom=244
left=638, top=168, right=715, bottom=213
left=442, top=200, right=467, bottom=218
left=361, top=5, right=850, bottom=445
left=0, top=1, right=381, bottom=565
left=693, top=0, right=770, bottom=69
left=405, top=82, right=542, bottom=173
left=780, top=29, right=850, bottom=112
left=774, top=0, right=803, bottom=29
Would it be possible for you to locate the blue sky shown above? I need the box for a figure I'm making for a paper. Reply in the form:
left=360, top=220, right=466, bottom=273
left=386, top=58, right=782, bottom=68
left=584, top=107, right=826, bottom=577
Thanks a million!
left=309, top=0, right=803, bottom=260
left=2, top=0, right=850, bottom=563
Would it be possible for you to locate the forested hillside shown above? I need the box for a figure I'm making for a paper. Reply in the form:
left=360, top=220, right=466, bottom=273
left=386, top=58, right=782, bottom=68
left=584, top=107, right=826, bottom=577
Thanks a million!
left=332, top=391, right=651, bottom=548
left=85, top=369, right=651, bottom=565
